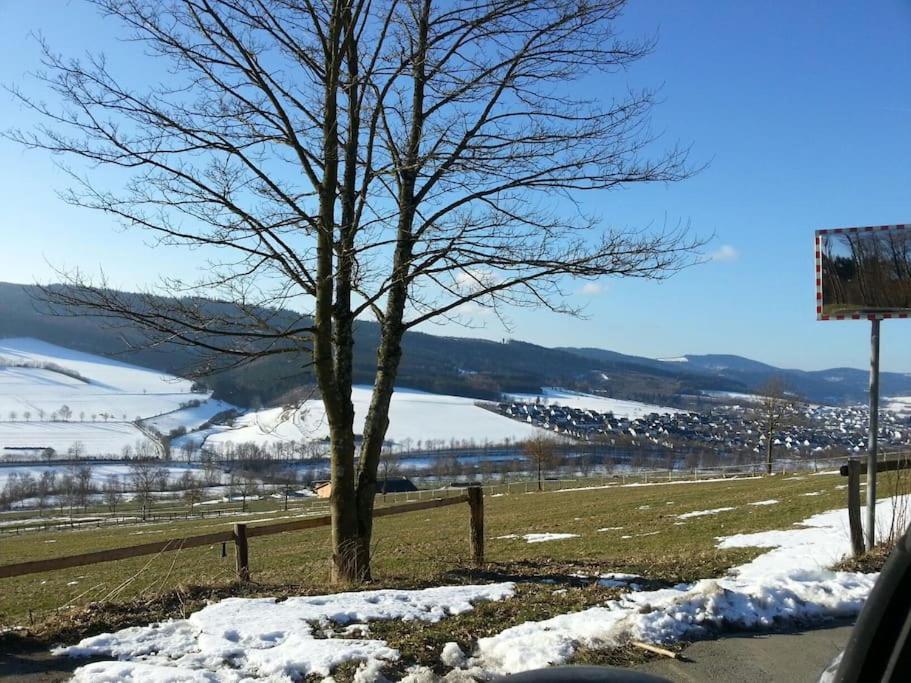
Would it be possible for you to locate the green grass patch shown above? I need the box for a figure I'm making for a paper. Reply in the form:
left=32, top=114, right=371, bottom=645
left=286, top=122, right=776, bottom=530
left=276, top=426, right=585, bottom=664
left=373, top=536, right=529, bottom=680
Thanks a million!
left=0, top=470, right=877, bottom=643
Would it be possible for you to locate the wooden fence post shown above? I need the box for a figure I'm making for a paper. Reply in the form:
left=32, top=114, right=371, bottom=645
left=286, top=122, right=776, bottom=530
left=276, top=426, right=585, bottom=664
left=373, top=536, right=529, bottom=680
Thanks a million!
left=847, top=460, right=864, bottom=557
left=234, top=523, right=250, bottom=581
left=467, top=486, right=484, bottom=567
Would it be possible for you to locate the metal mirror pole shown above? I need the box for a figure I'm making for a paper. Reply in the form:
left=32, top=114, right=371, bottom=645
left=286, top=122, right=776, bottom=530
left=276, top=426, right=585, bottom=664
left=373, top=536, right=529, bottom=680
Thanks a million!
left=866, top=318, right=880, bottom=551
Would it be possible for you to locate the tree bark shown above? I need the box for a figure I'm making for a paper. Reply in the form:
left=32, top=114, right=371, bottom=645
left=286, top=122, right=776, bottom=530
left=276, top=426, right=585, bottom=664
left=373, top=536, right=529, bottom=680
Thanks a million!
left=766, top=423, right=774, bottom=475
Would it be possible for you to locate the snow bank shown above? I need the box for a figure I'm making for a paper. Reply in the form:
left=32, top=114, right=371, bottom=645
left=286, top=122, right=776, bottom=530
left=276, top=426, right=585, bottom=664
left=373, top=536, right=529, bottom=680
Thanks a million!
left=459, top=497, right=905, bottom=676
left=59, top=584, right=515, bottom=681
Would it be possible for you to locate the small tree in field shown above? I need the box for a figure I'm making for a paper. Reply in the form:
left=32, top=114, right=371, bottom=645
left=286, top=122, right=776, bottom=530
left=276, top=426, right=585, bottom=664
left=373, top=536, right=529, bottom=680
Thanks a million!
left=379, top=446, right=400, bottom=499
left=14, top=0, right=702, bottom=582
left=103, top=476, right=123, bottom=515
left=524, top=434, right=560, bottom=491
left=752, top=378, right=800, bottom=475
left=180, top=472, right=203, bottom=517
left=36, top=470, right=56, bottom=514
left=130, top=461, right=166, bottom=520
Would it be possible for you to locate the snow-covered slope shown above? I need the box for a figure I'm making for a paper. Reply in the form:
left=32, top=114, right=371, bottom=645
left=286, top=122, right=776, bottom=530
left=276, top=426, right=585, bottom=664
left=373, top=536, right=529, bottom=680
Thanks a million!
left=0, top=338, right=199, bottom=418
left=505, top=387, right=678, bottom=418
left=202, top=385, right=544, bottom=450
left=0, top=338, right=235, bottom=457
left=143, top=400, right=236, bottom=434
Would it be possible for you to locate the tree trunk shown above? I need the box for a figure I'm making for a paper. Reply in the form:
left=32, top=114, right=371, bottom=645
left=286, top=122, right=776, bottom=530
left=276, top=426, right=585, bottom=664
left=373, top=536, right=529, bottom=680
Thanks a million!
left=766, top=423, right=774, bottom=475
left=329, top=428, right=361, bottom=583
left=355, top=317, right=406, bottom=579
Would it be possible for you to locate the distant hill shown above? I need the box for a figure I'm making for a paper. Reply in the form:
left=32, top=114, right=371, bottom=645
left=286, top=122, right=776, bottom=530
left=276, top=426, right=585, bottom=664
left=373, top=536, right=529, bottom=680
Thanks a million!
left=561, top=349, right=911, bottom=406
left=2, top=281, right=906, bottom=408
left=0, top=282, right=627, bottom=406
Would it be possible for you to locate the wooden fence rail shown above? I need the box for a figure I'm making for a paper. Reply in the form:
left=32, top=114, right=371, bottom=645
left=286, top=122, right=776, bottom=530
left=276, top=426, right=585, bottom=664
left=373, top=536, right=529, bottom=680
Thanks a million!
left=841, top=457, right=911, bottom=556
left=0, top=491, right=480, bottom=580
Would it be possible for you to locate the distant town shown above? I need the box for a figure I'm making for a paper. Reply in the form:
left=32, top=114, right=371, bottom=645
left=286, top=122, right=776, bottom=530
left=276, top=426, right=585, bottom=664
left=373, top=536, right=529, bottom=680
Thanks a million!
left=493, top=398, right=910, bottom=457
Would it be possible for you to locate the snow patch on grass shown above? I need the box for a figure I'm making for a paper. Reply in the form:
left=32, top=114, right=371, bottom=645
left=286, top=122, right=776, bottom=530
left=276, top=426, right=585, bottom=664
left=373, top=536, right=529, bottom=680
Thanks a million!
left=676, top=506, right=736, bottom=519
left=497, top=533, right=580, bottom=544
left=59, top=584, right=515, bottom=681
left=457, top=497, right=906, bottom=676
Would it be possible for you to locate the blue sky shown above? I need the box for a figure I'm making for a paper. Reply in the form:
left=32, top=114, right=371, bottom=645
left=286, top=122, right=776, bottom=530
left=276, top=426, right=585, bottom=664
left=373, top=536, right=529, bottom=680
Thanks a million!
left=2, top=1, right=911, bottom=372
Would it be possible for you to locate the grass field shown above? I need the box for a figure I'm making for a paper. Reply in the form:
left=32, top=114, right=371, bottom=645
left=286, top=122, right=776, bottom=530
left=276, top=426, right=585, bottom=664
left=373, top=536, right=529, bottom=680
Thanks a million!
left=1, top=468, right=882, bottom=641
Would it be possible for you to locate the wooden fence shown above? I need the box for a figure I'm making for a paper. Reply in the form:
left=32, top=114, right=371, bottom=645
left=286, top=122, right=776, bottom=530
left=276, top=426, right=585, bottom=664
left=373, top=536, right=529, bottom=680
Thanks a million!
left=841, top=457, right=911, bottom=556
left=0, top=489, right=484, bottom=581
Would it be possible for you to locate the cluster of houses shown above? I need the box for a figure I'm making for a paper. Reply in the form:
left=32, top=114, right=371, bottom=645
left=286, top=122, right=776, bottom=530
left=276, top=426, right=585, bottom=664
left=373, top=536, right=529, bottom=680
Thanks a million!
left=496, top=399, right=911, bottom=455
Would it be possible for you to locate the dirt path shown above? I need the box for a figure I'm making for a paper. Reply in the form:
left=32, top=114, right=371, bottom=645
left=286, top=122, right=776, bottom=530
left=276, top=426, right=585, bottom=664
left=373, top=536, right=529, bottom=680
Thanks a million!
left=634, top=621, right=853, bottom=682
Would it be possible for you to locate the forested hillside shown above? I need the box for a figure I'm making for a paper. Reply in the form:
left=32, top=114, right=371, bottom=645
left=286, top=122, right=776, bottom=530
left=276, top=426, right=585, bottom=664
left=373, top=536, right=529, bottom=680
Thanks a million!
left=5, top=282, right=904, bottom=407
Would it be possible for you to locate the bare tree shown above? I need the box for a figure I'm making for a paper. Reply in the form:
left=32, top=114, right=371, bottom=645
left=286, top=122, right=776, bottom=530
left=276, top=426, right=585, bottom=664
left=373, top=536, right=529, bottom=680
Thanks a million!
left=130, top=461, right=166, bottom=520
left=103, top=475, right=124, bottom=514
left=11, top=0, right=700, bottom=582
left=752, top=378, right=799, bottom=475
left=524, top=433, right=559, bottom=491
left=237, top=471, right=259, bottom=513
left=72, top=464, right=94, bottom=511
left=67, top=441, right=86, bottom=459
left=179, top=471, right=203, bottom=516
left=378, top=446, right=400, bottom=499
left=59, top=472, right=77, bottom=516
left=36, top=470, right=56, bottom=514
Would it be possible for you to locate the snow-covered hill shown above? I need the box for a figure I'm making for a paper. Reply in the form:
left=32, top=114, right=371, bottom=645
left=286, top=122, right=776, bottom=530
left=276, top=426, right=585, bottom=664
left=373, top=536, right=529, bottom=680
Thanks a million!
left=0, top=338, right=234, bottom=457
left=199, top=385, right=544, bottom=451
left=2, top=338, right=681, bottom=458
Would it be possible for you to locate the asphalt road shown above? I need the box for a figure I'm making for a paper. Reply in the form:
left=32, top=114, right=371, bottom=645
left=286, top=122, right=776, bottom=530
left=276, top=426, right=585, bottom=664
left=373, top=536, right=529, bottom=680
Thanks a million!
left=2, top=622, right=854, bottom=682
left=635, top=621, right=854, bottom=683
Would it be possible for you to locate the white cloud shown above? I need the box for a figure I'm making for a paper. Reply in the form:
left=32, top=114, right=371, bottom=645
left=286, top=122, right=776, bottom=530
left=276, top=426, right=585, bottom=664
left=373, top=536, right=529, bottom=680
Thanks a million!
left=580, top=282, right=603, bottom=295
left=710, top=244, right=739, bottom=262
left=454, top=268, right=499, bottom=294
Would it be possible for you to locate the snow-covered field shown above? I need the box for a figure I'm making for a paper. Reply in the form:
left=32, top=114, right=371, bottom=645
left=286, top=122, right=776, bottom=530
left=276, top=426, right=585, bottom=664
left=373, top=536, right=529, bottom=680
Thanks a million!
left=701, top=389, right=762, bottom=403
left=0, top=338, right=236, bottom=457
left=885, top=395, right=911, bottom=414
left=0, top=463, right=207, bottom=489
left=202, top=385, right=544, bottom=450
left=0, top=422, right=152, bottom=458
left=505, top=387, right=678, bottom=418
left=2, top=338, right=680, bottom=458
left=57, top=496, right=899, bottom=681
left=143, top=400, right=236, bottom=435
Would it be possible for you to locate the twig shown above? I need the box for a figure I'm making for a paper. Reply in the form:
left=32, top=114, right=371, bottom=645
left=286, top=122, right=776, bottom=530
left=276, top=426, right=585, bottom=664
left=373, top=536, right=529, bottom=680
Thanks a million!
left=632, top=641, right=679, bottom=659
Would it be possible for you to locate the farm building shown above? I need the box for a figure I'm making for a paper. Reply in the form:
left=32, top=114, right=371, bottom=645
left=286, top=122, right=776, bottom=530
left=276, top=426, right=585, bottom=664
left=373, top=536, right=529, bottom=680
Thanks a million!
left=311, top=476, right=418, bottom=498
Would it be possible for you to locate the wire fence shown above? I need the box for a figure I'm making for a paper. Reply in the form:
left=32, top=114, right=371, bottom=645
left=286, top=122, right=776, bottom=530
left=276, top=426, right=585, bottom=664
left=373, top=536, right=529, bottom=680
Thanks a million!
left=0, top=456, right=856, bottom=536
